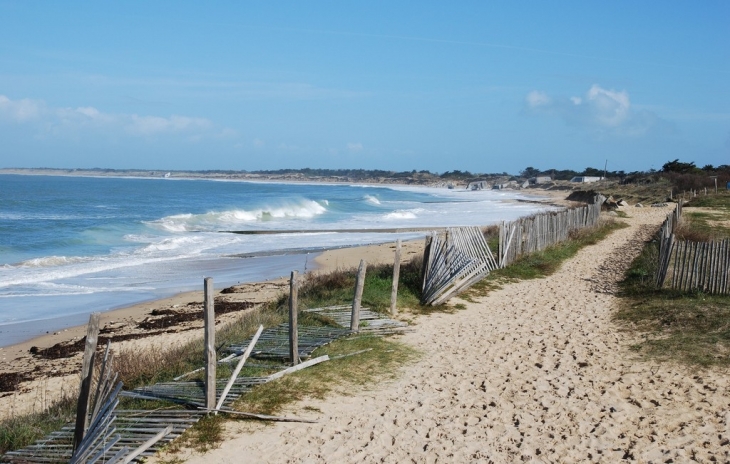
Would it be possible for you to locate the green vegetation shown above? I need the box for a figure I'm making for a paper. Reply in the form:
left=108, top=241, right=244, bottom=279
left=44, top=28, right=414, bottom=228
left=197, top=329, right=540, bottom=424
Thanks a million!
left=0, top=395, right=76, bottom=455
left=678, top=191, right=730, bottom=242
left=235, top=336, right=418, bottom=416
left=615, top=192, right=730, bottom=368
left=0, top=258, right=426, bottom=456
left=271, top=260, right=423, bottom=317
left=487, top=219, right=626, bottom=282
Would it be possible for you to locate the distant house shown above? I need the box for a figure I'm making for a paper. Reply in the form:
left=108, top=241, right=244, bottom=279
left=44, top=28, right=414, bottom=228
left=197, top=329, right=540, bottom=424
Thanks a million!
left=528, top=176, right=552, bottom=184
left=468, top=180, right=489, bottom=190
left=570, top=176, right=602, bottom=183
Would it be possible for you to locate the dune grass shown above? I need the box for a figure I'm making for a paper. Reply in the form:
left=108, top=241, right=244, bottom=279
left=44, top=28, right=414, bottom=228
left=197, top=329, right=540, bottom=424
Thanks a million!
left=0, top=257, right=425, bottom=456
left=0, top=394, right=76, bottom=455
left=460, top=219, right=627, bottom=301
left=1, top=215, right=629, bottom=456
left=615, top=192, right=730, bottom=368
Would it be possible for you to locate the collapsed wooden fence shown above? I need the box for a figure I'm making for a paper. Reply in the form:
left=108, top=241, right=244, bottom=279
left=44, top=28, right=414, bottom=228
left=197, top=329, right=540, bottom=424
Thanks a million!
left=498, top=196, right=603, bottom=268
left=3, top=257, right=409, bottom=464
left=420, top=226, right=498, bottom=305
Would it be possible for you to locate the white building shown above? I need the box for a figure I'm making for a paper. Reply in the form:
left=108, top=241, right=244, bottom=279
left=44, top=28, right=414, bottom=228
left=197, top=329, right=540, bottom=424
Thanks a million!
left=570, top=176, right=602, bottom=183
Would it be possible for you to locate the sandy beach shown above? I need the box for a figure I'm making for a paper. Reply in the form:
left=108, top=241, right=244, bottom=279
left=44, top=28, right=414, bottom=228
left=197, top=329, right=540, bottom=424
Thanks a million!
left=155, top=204, right=730, bottom=463
left=0, top=240, right=425, bottom=420
left=8, top=193, right=723, bottom=463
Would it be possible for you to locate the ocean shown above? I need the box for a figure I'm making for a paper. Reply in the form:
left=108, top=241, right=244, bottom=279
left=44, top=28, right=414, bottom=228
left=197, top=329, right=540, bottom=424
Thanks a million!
left=0, top=174, right=549, bottom=346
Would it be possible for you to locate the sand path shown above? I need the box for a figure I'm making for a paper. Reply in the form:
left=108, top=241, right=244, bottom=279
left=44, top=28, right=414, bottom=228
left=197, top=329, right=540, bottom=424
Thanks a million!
left=176, top=206, right=730, bottom=463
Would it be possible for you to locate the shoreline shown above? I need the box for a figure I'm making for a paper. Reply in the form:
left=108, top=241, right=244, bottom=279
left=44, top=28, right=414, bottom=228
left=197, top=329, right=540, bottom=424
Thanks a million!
left=0, top=239, right=425, bottom=419
left=1, top=178, right=566, bottom=349
left=0, top=183, right=571, bottom=420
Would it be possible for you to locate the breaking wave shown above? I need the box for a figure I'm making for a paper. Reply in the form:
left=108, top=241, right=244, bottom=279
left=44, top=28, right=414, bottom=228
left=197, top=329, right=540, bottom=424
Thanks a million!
left=149, top=199, right=328, bottom=232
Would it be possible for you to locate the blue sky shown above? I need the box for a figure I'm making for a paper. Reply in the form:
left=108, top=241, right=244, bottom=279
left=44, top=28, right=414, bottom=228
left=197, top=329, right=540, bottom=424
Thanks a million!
left=0, top=1, right=728, bottom=174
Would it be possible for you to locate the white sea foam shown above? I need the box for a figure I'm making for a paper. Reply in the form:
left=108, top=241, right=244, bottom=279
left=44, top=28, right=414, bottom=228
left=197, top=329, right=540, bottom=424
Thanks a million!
left=17, top=255, right=92, bottom=268
left=363, top=195, right=381, bottom=205
left=0, top=177, right=557, bottom=340
left=383, top=210, right=418, bottom=220
left=148, top=199, right=328, bottom=232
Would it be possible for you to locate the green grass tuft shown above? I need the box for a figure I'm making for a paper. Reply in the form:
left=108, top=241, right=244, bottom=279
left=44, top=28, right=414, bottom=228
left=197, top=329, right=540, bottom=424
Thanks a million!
left=234, top=336, right=418, bottom=416
left=615, top=191, right=730, bottom=368
left=0, top=394, right=76, bottom=455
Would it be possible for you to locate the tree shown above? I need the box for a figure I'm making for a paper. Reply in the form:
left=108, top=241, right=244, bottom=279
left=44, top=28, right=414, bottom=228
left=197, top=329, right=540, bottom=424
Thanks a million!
left=582, top=167, right=603, bottom=177
left=520, top=166, right=541, bottom=178
left=662, top=159, right=698, bottom=174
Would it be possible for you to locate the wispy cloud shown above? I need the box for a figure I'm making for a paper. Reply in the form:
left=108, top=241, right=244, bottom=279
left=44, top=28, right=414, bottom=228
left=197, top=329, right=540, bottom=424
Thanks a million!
left=0, top=94, right=226, bottom=138
left=0, top=95, right=43, bottom=122
left=347, top=142, right=363, bottom=152
left=525, top=85, right=673, bottom=136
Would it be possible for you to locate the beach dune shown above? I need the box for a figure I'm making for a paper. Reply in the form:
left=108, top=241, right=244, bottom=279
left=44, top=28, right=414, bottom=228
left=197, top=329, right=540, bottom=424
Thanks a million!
left=169, top=205, right=730, bottom=463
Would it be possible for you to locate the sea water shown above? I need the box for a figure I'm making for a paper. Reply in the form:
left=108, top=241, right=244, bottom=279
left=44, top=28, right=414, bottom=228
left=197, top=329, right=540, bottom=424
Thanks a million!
left=0, top=174, right=549, bottom=345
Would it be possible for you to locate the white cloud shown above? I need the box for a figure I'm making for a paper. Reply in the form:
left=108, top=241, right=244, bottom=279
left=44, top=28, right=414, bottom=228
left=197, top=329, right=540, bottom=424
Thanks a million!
left=347, top=142, right=363, bottom=152
left=526, top=91, right=550, bottom=108
left=585, top=85, right=630, bottom=127
left=0, top=95, right=44, bottom=121
left=525, top=85, right=672, bottom=136
left=0, top=94, right=219, bottom=138
left=127, top=114, right=211, bottom=135
left=253, top=138, right=265, bottom=147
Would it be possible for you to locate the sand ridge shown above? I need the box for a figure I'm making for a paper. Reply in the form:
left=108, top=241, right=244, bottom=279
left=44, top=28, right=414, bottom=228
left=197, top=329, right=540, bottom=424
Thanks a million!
left=176, top=206, right=730, bottom=463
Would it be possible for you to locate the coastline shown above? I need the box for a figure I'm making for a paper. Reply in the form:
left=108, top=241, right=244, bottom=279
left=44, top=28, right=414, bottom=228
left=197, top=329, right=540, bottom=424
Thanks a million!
left=164, top=203, right=730, bottom=464
left=0, top=239, right=424, bottom=420
left=0, top=177, right=570, bottom=421
left=0, top=174, right=566, bottom=349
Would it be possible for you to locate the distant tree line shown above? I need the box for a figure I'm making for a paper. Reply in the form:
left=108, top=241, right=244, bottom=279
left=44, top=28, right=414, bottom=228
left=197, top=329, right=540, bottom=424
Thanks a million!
left=25, top=162, right=729, bottom=191
left=519, top=160, right=730, bottom=192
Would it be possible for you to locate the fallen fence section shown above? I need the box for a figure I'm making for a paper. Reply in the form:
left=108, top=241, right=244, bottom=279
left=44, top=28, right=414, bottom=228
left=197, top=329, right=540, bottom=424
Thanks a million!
left=3, top=294, right=410, bottom=463
left=421, top=226, right=499, bottom=306
left=228, top=324, right=351, bottom=361
left=499, top=197, right=602, bottom=268
left=4, top=340, right=179, bottom=464
left=303, top=304, right=410, bottom=335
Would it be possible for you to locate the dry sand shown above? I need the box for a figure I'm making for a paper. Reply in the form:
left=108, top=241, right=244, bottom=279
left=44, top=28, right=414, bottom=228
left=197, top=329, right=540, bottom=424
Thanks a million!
left=168, top=205, right=730, bottom=463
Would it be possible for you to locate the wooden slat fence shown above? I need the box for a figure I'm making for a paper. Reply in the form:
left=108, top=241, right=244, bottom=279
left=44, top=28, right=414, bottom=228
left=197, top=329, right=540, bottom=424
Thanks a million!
left=655, top=201, right=682, bottom=287
left=499, top=196, right=602, bottom=268
left=655, top=201, right=730, bottom=295
left=660, top=238, right=730, bottom=294
left=420, top=226, right=498, bottom=306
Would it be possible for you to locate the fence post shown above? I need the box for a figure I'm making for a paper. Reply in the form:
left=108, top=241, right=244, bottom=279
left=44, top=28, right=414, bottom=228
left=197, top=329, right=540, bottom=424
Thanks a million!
left=351, top=259, right=367, bottom=332
left=289, top=271, right=299, bottom=366
left=203, top=277, right=216, bottom=412
left=73, top=312, right=101, bottom=451
left=390, top=239, right=402, bottom=316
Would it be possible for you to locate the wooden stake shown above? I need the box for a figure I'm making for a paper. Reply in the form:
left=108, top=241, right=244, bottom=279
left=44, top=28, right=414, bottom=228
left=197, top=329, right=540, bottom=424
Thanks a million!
left=351, top=259, right=367, bottom=332
left=73, top=312, right=101, bottom=451
left=289, top=271, right=299, bottom=366
left=203, top=277, right=216, bottom=412
left=216, top=325, right=264, bottom=412
left=390, top=239, right=402, bottom=315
